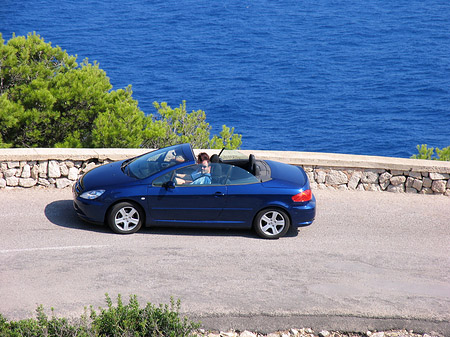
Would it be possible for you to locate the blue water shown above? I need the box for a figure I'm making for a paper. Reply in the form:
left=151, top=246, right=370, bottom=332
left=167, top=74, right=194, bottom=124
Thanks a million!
left=1, top=0, right=450, bottom=157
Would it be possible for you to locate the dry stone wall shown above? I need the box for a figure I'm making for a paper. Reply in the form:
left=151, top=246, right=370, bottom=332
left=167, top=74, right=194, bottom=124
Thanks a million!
left=1, top=149, right=450, bottom=196
left=1, top=157, right=449, bottom=196
left=0, top=159, right=108, bottom=190
left=303, top=166, right=450, bottom=196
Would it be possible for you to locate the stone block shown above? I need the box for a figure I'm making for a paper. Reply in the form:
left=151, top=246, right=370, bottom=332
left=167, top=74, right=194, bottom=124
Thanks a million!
left=406, top=187, right=418, bottom=194
left=431, top=180, right=446, bottom=193
left=423, top=177, right=432, bottom=188
left=419, top=187, right=433, bottom=194
left=408, top=171, right=422, bottom=179
left=325, top=170, right=348, bottom=185
left=429, top=172, right=450, bottom=180
left=21, top=164, right=31, bottom=178
left=6, top=176, right=19, bottom=186
left=361, top=170, right=379, bottom=183
left=19, top=178, right=37, bottom=188
left=56, top=178, right=72, bottom=189
left=387, top=184, right=405, bottom=193
left=390, top=176, right=406, bottom=186
left=412, top=179, right=423, bottom=191
left=8, top=161, right=20, bottom=169
left=348, top=171, right=362, bottom=190
left=68, top=167, right=79, bottom=180
left=0, top=178, right=6, bottom=188
left=48, top=160, right=61, bottom=178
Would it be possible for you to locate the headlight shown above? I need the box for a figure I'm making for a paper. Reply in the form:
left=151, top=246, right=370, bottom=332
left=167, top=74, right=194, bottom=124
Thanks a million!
left=80, top=190, right=105, bottom=200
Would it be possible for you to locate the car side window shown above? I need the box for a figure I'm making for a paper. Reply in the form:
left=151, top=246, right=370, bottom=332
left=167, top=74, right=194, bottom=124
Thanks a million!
left=152, top=172, right=174, bottom=187
left=227, top=165, right=259, bottom=185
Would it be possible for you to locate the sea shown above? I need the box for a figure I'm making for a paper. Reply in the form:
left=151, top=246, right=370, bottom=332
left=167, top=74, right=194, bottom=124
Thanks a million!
left=1, top=0, right=449, bottom=158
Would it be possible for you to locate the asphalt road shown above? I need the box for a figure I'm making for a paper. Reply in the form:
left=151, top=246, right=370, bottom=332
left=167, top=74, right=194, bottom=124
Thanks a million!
left=0, top=188, right=449, bottom=335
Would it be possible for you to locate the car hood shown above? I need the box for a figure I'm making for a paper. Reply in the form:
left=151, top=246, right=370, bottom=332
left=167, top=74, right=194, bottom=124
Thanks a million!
left=81, top=160, right=137, bottom=190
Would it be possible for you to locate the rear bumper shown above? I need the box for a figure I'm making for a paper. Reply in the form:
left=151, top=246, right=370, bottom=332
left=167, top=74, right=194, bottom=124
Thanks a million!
left=290, top=194, right=316, bottom=227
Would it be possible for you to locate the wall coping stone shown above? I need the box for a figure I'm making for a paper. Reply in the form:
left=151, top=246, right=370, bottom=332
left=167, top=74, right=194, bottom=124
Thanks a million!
left=1, top=148, right=450, bottom=173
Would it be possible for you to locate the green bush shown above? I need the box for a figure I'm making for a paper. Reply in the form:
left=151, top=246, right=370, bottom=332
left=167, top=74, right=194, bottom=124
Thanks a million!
left=0, top=33, right=241, bottom=149
left=0, top=295, right=200, bottom=337
left=411, top=144, right=450, bottom=161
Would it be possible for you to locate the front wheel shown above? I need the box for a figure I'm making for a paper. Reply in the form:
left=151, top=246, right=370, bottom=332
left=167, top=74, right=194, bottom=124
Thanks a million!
left=108, top=202, right=143, bottom=234
left=254, top=208, right=290, bottom=239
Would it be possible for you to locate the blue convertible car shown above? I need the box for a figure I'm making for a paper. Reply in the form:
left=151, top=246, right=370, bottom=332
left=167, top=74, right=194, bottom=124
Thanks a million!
left=73, top=143, right=315, bottom=239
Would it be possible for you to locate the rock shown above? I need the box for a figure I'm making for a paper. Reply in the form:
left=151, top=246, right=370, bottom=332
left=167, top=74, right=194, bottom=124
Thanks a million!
left=379, top=172, right=392, bottom=188
left=319, top=331, right=330, bottom=337
left=361, top=170, right=379, bottom=184
left=6, top=176, right=19, bottom=186
left=315, top=170, right=326, bottom=184
left=431, top=180, right=446, bottom=193
left=8, top=161, right=20, bottom=169
left=408, top=171, right=422, bottom=179
left=21, top=164, right=31, bottom=178
left=422, top=177, right=432, bottom=188
left=371, top=332, right=385, bottom=337
left=56, top=178, right=72, bottom=189
left=406, top=187, right=417, bottom=193
left=68, top=167, right=79, bottom=180
left=326, top=170, right=348, bottom=185
left=39, top=161, right=48, bottom=177
left=239, top=331, right=256, bottom=337
left=429, top=172, right=450, bottom=180
left=48, top=160, right=61, bottom=178
left=412, top=178, right=423, bottom=191
left=60, top=163, right=69, bottom=176
left=19, top=178, right=37, bottom=187
left=419, top=187, right=433, bottom=194
left=390, top=176, right=406, bottom=186
left=0, top=178, right=6, bottom=188
left=348, top=171, right=362, bottom=190
left=31, top=165, right=40, bottom=180
left=5, top=169, right=17, bottom=178
left=83, top=162, right=97, bottom=173
left=387, top=184, right=405, bottom=193
left=38, top=178, right=51, bottom=186
left=405, top=177, right=414, bottom=188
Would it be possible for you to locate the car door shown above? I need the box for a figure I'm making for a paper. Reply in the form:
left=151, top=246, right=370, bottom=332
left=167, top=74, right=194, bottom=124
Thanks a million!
left=146, top=164, right=227, bottom=225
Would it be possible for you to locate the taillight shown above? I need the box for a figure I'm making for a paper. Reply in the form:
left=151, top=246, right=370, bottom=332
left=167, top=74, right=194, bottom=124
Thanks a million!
left=292, top=189, right=312, bottom=202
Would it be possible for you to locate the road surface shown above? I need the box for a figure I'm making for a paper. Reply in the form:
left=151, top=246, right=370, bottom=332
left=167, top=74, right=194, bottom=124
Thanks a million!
left=0, top=188, right=449, bottom=334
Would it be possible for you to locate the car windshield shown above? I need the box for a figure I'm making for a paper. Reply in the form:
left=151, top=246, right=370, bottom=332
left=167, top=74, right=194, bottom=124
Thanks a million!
left=122, top=145, right=189, bottom=179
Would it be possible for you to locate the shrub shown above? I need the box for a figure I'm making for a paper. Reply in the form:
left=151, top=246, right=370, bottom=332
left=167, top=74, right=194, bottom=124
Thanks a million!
left=0, top=295, right=200, bottom=337
left=411, top=144, right=450, bottom=161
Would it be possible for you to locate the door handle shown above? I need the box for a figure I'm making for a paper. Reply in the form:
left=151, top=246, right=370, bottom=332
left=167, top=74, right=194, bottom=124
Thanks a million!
left=214, top=192, right=225, bottom=197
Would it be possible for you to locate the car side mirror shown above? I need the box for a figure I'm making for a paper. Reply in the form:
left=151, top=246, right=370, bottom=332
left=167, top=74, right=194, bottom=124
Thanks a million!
left=163, top=180, right=175, bottom=190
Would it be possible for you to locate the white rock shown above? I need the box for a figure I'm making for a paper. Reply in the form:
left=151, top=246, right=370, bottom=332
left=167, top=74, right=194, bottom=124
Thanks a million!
left=5, top=168, right=17, bottom=178
left=390, top=176, right=406, bottom=186
left=0, top=178, right=6, bottom=188
left=319, top=331, right=330, bottom=337
left=56, top=178, right=72, bottom=189
left=8, top=161, right=19, bottom=168
left=326, top=170, right=348, bottom=185
left=348, top=171, right=362, bottom=190
left=239, top=331, right=256, bottom=337
left=39, top=161, right=48, bottom=177
left=412, top=178, right=423, bottom=191
left=68, top=167, right=79, bottom=180
left=83, top=162, right=97, bottom=173
left=19, top=178, right=37, bottom=188
left=431, top=180, right=446, bottom=193
left=48, top=160, right=61, bottom=178
left=21, top=164, right=31, bottom=178
left=361, top=170, right=378, bottom=183
left=422, top=177, right=432, bottom=188
left=408, top=171, right=422, bottom=179
left=315, top=170, right=326, bottom=184
left=6, top=176, right=19, bottom=186
left=429, top=172, right=450, bottom=180
left=60, top=163, right=69, bottom=176
left=387, top=184, right=405, bottom=193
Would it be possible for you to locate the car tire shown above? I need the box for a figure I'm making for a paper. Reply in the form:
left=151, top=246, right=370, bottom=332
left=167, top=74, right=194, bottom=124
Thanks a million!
left=254, top=208, right=290, bottom=239
left=108, top=202, right=143, bottom=234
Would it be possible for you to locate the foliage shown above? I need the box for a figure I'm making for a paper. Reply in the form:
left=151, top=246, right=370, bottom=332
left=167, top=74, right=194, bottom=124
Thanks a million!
left=0, top=33, right=241, bottom=149
left=0, top=294, right=200, bottom=337
left=0, top=32, right=144, bottom=148
left=142, top=101, right=241, bottom=149
left=411, top=144, right=450, bottom=161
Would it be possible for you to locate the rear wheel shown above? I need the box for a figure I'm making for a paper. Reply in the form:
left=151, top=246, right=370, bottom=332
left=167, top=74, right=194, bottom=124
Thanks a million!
left=108, top=202, right=143, bottom=234
left=254, top=208, right=290, bottom=239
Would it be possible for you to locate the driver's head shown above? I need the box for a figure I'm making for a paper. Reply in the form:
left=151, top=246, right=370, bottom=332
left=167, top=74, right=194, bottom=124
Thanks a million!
left=200, top=160, right=211, bottom=174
